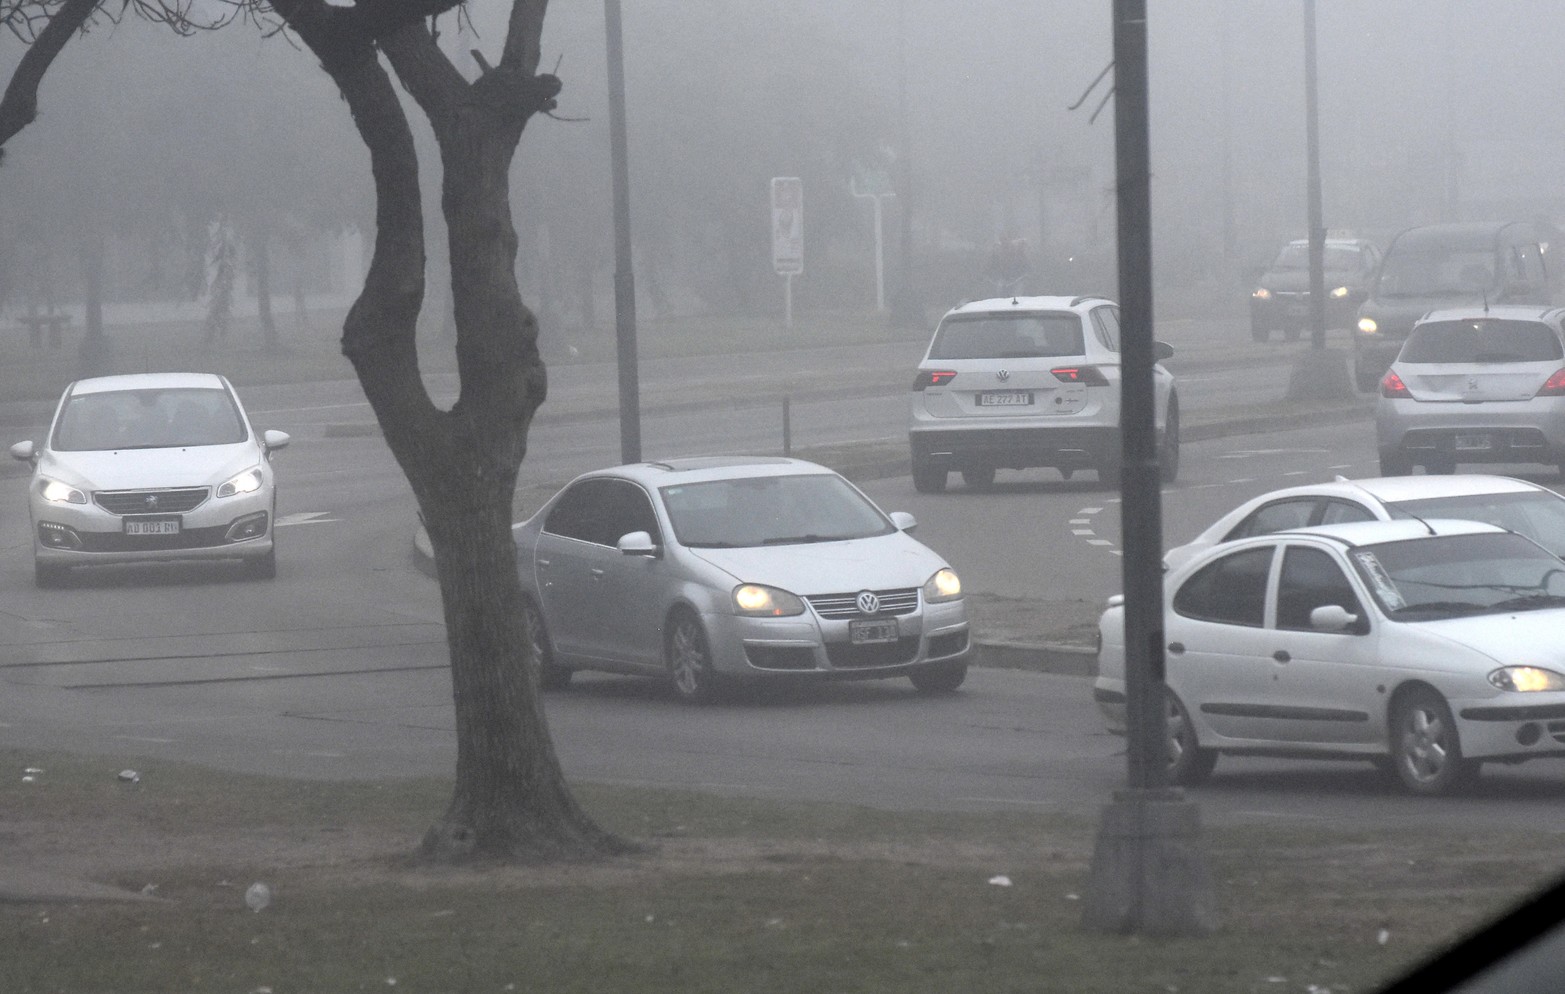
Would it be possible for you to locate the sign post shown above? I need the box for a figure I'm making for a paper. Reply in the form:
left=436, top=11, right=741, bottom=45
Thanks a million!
left=771, top=177, right=803, bottom=327
left=851, top=169, right=896, bottom=312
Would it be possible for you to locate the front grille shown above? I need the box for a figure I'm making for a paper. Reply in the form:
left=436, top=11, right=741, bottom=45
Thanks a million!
left=826, top=637, right=919, bottom=669
left=745, top=645, right=817, bottom=671
left=96, top=488, right=209, bottom=515
left=807, top=588, right=919, bottom=619
left=76, top=524, right=236, bottom=552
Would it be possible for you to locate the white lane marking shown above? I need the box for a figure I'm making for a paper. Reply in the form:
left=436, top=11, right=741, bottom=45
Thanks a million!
left=276, top=512, right=337, bottom=527
left=1071, top=529, right=1094, bottom=536
left=115, top=735, right=177, bottom=744
left=1216, top=448, right=1333, bottom=459
left=1087, top=539, right=1115, bottom=546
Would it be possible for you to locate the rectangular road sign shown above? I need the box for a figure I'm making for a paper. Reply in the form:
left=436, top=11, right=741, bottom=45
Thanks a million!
left=772, top=177, right=803, bottom=275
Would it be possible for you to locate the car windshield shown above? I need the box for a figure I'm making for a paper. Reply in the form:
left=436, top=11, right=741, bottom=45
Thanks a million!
left=1349, top=531, right=1565, bottom=619
left=1388, top=491, right=1565, bottom=558
left=52, top=387, right=246, bottom=451
left=1375, top=247, right=1498, bottom=297
left=927, top=313, right=1085, bottom=360
left=1270, top=243, right=1364, bottom=271
left=1398, top=319, right=1564, bottom=363
left=660, top=473, right=894, bottom=548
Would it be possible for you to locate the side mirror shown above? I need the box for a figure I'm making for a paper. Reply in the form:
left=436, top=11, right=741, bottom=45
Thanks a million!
left=1153, top=341, right=1175, bottom=362
left=9, top=440, right=36, bottom=463
left=889, top=511, right=917, bottom=532
left=1309, top=604, right=1362, bottom=633
left=262, top=429, right=291, bottom=452
left=617, top=530, right=659, bottom=557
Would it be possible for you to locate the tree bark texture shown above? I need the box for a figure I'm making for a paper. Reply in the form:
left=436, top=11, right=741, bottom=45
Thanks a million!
left=272, top=0, right=629, bottom=862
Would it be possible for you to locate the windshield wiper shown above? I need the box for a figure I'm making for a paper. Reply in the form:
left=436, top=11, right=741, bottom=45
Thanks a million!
left=1388, top=601, right=1488, bottom=619
left=684, top=540, right=746, bottom=548
left=1488, top=593, right=1565, bottom=612
left=762, top=534, right=845, bottom=546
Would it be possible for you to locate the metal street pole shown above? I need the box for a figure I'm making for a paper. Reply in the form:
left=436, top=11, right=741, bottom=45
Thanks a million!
left=891, top=0, right=921, bottom=329
left=1081, top=0, right=1216, bottom=938
left=605, top=0, right=642, bottom=464
left=1304, top=0, right=1327, bottom=352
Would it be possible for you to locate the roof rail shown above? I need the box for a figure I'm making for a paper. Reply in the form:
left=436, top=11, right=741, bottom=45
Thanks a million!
left=1069, top=294, right=1109, bottom=307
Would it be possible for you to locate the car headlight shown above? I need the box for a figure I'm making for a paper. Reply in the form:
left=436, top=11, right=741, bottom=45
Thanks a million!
left=1251, top=288, right=1272, bottom=301
left=1329, top=285, right=1350, bottom=299
left=1488, top=666, right=1565, bottom=693
left=217, top=467, right=264, bottom=498
left=1357, top=316, right=1378, bottom=334
left=923, top=568, right=962, bottom=603
left=40, top=477, right=87, bottom=504
left=732, top=584, right=805, bottom=617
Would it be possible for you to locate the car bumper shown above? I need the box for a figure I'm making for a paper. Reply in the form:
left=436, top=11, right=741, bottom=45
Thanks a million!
left=1251, top=295, right=1356, bottom=332
left=1452, top=695, right=1565, bottom=761
left=31, top=491, right=275, bottom=567
left=1376, top=400, right=1565, bottom=466
left=703, top=597, right=972, bottom=680
left=1093, top=676, right=1127, bottom=735
left=909, top=423, right=1125, bottom=470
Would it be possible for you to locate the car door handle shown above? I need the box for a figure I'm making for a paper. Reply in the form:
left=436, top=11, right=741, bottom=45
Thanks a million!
left=589, top=567, right=606, bottom=579
left=1167, top=642, right=1185, bottom=655
left=1273, top=650, right=1291, bottom=663
left=537, top=558, right=551, bottom=568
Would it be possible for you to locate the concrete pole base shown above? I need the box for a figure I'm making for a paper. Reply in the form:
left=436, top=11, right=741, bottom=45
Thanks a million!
left=1081, top=787, right=1219, bottom=936
left=1285, top=346, right=1356, bottom=401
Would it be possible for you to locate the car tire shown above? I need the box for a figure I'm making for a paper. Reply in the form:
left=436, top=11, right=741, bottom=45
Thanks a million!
left=245, top=547, right=277, bottom=580
left=667, top=609, right=721, bottom=703
left=1378, top=448, right=1414, bottom=476
left=909, top=659, right=967, bottom=694
left=1388, top=686, right=1479, bottom=797
left=34, top=560, right=68, bottom=589
left=960, top=465, right=996, bottom=491
left=1159, top=398, right=1181, bottom=484
left=521, top=596, right=571, bottom=691
left=1166, top=690, right=1218, bottom=786
left=911, top=456, right=948, bottom=494
left=1284, top=327, right=1301, bottom=342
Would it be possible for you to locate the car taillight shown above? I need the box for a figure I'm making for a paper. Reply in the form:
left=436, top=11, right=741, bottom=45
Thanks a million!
left=913, top=370, right=957, bottom=390
left=1381, top=370, right=1411, bottom=398
left=1051, top=366, right=1110, bottom=386
left=1537, top=368, right=1565, bottom=397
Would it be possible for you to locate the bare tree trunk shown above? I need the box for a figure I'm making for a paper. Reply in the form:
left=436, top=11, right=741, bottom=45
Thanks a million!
left=273, top=0, right=630, bottom=862
left=249, top=221, right=279, bottom=351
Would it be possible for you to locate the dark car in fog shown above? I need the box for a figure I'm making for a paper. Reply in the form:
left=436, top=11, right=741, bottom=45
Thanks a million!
left=1249, top=237, right=1380, bottom=342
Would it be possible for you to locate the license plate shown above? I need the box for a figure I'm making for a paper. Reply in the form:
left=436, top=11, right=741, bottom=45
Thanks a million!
left=976, top=391, right=1033, bottom=407
left=124, top=516, right=181, bottom=536
left=1454, top=433, right=1493, bottom=451
left=849, top=619, right=899, bottom=644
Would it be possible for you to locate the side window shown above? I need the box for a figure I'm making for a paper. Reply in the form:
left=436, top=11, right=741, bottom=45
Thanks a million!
left=600, top=480, right=661, bottom=546
left=1276, top=546, right=1364, bottom=632
left=543, top=479, right=612, bottom=543
left=1224, top=499, right=1317, bottom=541
left=1317, top=499, right=1376, bottom=526
left=1173, top=546, right=1273, bottom=627
left=1091, top=306, right=1121, bottom=352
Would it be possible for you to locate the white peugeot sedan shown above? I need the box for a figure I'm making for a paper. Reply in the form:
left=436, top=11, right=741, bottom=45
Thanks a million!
left=511, top=456, right=971, bottom=702
left=1095, top=518, right=1565, bottom=796
left=10, top=372, right=290, bottom=586
left=1162, top=473, right=1565, bottom=571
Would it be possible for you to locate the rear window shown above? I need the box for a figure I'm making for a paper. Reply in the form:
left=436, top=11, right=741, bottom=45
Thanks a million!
left=1400, top=319, right=1564, bottom=364
left=928, top=313, right=1085, bottom=360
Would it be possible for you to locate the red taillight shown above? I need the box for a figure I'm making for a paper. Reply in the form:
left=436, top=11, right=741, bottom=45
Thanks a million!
left=913, top=370, right=957, bottom=391
left=1537, top=368, right=1565, bottom=397
left=1380, top=370, right=1411, bottom=398
left=1051, top=365, right=1110, bottom=386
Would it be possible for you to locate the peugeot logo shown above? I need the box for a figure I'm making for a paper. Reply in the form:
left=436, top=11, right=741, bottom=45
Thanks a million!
left=996, top=369, right=1011, bottom=382
left=855, top=590, right=881, bottom=616
left=144, top=494, right=160, bottom=509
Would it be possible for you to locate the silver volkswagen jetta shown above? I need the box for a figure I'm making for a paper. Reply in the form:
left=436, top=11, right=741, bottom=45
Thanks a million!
left=511, top=456, right=971, bottom=702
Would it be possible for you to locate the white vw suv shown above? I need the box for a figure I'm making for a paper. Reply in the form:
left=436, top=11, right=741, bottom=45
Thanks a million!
left=908, top=295, right=1178, bottom=492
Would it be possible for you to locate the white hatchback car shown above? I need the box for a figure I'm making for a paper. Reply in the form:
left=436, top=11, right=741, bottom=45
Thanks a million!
left=1163, top=473, right=1565, bottom=571
left=908, top=295, right=1178, bottom=492
left=1095, top=518, right=1565, bottom=796
left=511, top=456, right=971, bottom=702
left=1376, top=306, right=1565, bottom=476
left=9, top=372, right=289, bottom=586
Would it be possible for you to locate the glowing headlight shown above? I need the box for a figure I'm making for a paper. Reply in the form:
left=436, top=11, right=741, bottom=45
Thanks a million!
left=1357, top=316, right=1379, bottom=335
left=40, top=477, right=87, bottom=504
left=1251, top=288, right=1272, bottom=301
left=217, top=467, right=264, bottom=498
left=923, top=568, right=962, bottom=603
left=1488, top=666, right=1565, bottom=693
left=1329, top=285, right=1350, bottom=299
left=732, top=584, right=805, bottom=617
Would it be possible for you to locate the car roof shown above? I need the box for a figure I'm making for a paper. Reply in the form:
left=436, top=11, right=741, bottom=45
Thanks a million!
left=941, top=295, right=1113, bottom=317
left=1391, top=220, right=1537, bottom=251
left=1340, top=473, right=1548, bottom=501
left=1414, top=305, right=1565, bottom=326
left=67, top=372, right=230, bottom=395
left=583, top=456, right=840, bottom=487
left=1277, top=517, right=1504, bottom=544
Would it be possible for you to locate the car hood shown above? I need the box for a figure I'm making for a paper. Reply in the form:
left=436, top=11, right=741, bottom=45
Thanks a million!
left=38, top=443, right=262, bottom=490
left=686, top=533, right=946, bottom=594
left=1416, top=610, right=1565, bottom=666
left=1260, top=269, right=1362, bottom=292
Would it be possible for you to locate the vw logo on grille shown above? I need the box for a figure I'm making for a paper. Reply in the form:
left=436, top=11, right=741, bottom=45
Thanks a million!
left=996, top=369, right=1011, bottom=382
left=1466, top=376, right=1479, bottom=391
left=856, top=590, right=881, bottom=615
left=144, top=494, right=160, bottom=509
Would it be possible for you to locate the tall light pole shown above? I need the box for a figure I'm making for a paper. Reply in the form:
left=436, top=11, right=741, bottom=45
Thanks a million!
left=605, top=0, right=641, bottom=463
left=890, top=0, right=921, bottom=329
left=1081, top=0, right=1216, bottom=938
